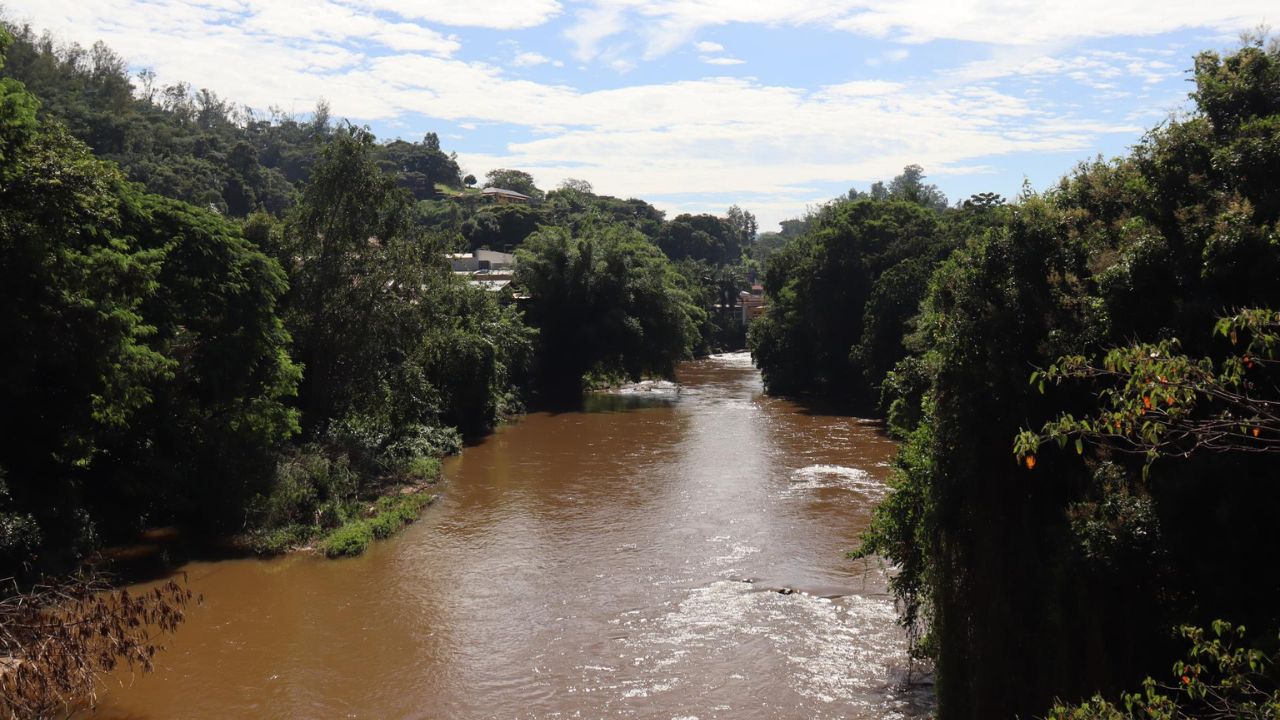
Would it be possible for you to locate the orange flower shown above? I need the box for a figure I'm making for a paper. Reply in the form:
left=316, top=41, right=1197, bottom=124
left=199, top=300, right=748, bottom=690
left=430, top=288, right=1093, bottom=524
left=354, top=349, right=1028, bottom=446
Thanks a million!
left=1143, top=396, right=1152, bottom=409
left=1167, top=396, right=1175, bottom=406
left=1025, top=455, right=1036, bottom=470
left=1182, top=674, right=1191, bottom=685
left=1253, top=427, right=1261, bottom=438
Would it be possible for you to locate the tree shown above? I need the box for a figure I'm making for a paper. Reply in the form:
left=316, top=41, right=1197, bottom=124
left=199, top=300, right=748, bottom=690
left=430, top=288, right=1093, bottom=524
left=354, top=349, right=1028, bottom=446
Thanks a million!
left=657, top=213, right=738, bottom=264
left=887, top=164, right=949, bottom=211
left=0, top=26, right=299, bottom=568
left=855, top=37, right=1280, bottom=720
left=726, top=204, right=758, bottom=248
left=0, top=575, right=193, bottom=718
left=558, top=177, right=593, bottom=194
left=516, top=224, right=702, bottom=394
left=461, top=203, right=546, bottom=252
left=748, top=199, right=947, bottom=404
left=279, top=124, right=433, bottom=435
left=483, top=168, right=542, bottom=199
left=1046, top=621, right=1280, bottom=720
left=379, top=136, right=462, bottom=200
left=280, top=124, right=531, bottom=449
left=962, top=191, right=1005, bottom=210
left=1017, top=310, right=1280, bottom=473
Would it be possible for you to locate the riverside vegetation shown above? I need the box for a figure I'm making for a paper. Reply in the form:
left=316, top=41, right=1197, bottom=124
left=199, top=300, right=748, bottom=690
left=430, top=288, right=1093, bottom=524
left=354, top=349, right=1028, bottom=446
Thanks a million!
left=0, top=19, right=764, bottom=713
left=752, top=33, right=1280, bottom=720
left=3, top=12, right=1280, bottom=720
left=0, top=19, right=760, bottom=579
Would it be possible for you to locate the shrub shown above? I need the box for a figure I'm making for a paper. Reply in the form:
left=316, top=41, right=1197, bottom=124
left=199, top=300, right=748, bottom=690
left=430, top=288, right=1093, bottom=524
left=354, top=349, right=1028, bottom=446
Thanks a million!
left=367, top=493, right=435, bottom=540
left=402, top=456, right=440, bottom=483
left=383, top=425, right=461, bottom=466
left=249, top=524, right=316, bottom=556
left=321, top=521, right=373, bottom=558
left=367, top=512, right=400, bottom=540
left=250, top=446, right=356, bottom=530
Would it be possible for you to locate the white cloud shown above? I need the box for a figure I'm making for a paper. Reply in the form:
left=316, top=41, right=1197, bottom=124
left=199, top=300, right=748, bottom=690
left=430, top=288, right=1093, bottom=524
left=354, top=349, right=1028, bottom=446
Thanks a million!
left=565, top=5, right=629, bottom=61
left=512, top=51, right=553, bottom=67
left=3, top=0, right=1238, bottom=228
left=949, top=48, right=1183, bottom=87
left=10, top=0, right=461, bottom=60
left=348, top=0, right=561, bottom=30
left=564, top=0, right=1274, bottom=57
left=866, top=47, right=910, bottom=67
left=607, top=57, right=637, bottom=73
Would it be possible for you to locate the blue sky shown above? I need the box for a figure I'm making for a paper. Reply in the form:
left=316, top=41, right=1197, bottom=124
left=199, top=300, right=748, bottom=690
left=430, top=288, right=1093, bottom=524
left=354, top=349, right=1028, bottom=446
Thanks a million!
left=7, top=1, right=1273, bottom=230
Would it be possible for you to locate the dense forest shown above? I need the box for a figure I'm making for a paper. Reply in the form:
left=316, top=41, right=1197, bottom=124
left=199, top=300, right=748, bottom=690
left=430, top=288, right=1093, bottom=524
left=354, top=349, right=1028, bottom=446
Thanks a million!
left=753, top=35, right=1280, bottom=719
left=0, top=21, right=759, bottom=574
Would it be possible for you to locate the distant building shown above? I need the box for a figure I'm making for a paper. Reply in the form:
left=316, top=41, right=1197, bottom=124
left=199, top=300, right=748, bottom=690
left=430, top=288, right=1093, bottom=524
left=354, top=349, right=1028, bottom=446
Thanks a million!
left=740, top=284, right=766, bottom=325
left=481, top=187, right=533, bottom=205
left=446, top=250, right=517, bottom=293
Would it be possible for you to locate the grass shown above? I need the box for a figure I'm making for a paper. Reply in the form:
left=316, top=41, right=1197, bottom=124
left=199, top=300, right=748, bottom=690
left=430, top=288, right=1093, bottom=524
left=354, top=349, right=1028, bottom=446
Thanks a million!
left=433, top=182, right=480, bottom=198
left=321, top=521, right=374, bottom=558
left=403, top=455, right=440, bottom=483
left=320, top=491, right=436, bottom=558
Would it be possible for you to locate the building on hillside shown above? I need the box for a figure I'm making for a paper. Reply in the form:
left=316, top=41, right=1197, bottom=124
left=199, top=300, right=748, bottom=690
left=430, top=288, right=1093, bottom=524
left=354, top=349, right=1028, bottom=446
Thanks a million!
left=446, top=250, right=517, bottom=294
left=481, top=187, right=533, bottom=205
left=447, top=250, right=515, bottom=273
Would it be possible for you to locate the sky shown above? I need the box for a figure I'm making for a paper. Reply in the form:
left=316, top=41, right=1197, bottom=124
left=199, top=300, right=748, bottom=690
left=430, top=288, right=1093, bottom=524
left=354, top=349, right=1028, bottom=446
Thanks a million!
left=5, top=1, right=1274, bottom=231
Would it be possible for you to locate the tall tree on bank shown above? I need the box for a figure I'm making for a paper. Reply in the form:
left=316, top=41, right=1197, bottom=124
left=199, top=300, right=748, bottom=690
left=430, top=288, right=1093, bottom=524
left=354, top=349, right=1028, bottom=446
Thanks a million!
left=280, top=125, right=428, bottom=435
left=0, top=28, right=299, bottom=570
left=856, top=37, right=1280, bottom=719
left=517, top=225, right=703, bottom=395
left=279, top=124, right=532, bottom=445
left=749, top=199, right=951, bottom=406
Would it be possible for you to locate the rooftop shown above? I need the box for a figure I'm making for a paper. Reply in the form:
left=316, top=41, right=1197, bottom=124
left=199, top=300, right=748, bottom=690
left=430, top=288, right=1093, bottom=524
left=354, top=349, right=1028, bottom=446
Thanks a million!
left=480, top=187, right=533, bottom=201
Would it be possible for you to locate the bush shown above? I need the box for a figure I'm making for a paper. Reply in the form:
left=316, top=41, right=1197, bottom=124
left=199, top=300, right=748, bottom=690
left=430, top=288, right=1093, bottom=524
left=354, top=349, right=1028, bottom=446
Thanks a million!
left=0, top=574, right=192, bottom=718
left=402, top=456, right=440, bottom=483
left=327, top=415, right=461, bottom=472
left=250, top=447, right=357, bottom=530
left=383, top=425, right=461, bottom=466
left=248, top=524, right=316, bottom=555
left=321, top=521, right=373, bottom=558
left=367, top=512, right=400, bottom=539
left=368, top=493, right=435, bottom=539
left=320, top=492, right=434, bottom=555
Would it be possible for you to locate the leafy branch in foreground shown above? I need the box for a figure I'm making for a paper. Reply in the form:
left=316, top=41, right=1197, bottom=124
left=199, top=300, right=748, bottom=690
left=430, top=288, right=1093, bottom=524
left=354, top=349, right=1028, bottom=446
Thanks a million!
left=0, top=575, right=194, bottom=719
left=1046, top=621, right=1279, bottom=720
left=1015, top=310, right=1280, bottom=474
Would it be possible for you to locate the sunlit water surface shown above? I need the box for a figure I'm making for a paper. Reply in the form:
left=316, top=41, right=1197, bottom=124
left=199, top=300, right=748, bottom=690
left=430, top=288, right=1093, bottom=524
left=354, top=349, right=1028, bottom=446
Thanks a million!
left=96, top=352, right=932, bottom=719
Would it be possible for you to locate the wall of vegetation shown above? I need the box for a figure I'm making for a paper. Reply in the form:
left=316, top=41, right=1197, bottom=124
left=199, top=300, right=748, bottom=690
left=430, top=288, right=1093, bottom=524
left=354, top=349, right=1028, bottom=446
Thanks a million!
left=752, top=38, right=1280, bottom=718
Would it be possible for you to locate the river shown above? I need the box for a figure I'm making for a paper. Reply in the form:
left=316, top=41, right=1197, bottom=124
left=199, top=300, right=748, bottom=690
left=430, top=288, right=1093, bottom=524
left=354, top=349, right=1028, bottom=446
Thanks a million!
left=96, top=352, right=932, bottom=719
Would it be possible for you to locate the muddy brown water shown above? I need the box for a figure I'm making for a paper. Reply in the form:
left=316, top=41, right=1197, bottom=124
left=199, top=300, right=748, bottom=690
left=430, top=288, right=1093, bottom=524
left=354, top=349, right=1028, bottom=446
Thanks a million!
left=95, top=352, right=932, bottom=719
